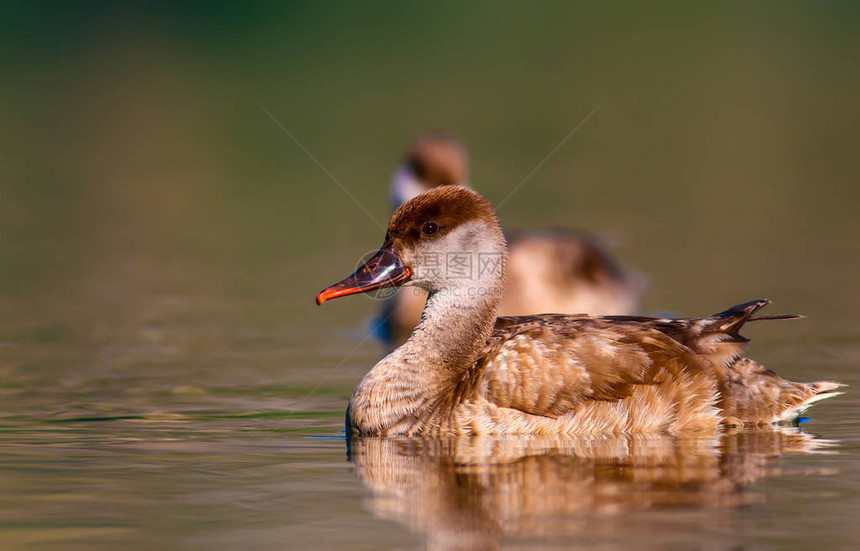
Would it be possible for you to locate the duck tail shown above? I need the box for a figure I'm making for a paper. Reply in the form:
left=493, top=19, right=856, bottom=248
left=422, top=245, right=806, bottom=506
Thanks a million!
left=777, top=380, right=846, bottom=423
left=723, top=358, right=846, bottom=425
left=701, top=301, right=845, bottom=425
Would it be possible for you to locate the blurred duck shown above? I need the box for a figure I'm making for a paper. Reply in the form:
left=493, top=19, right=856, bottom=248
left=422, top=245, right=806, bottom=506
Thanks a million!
left=378, top=134, right=643, bottom=347
left=317, top=186, right=842, bottom=436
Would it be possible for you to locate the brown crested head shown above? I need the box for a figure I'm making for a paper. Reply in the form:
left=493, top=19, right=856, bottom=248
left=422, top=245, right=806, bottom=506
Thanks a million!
left=405, top=134, right=470, bottom=188
left=316, top=186, right=503, bottom=306
left=385, top=185, right=500, bottom=253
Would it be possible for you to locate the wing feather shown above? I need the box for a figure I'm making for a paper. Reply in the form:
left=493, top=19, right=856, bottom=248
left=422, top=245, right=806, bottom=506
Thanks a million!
left=475, top=316, right=708, bottom=420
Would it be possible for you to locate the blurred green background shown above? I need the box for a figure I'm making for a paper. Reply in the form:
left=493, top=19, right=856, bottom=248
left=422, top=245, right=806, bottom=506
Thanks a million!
left=1, top=2, right=859, bottom=549
left=3, top=2, right=858, bottom=321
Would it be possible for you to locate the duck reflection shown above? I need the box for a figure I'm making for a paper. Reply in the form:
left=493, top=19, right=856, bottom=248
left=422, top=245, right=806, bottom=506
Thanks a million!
left=348, top=430, right=834, bottom=550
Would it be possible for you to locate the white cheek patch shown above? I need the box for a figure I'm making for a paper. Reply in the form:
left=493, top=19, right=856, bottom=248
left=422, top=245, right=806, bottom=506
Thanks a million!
left=410, top=222, right=506, bottom=292
left=391, top=168, right=429, bottom=207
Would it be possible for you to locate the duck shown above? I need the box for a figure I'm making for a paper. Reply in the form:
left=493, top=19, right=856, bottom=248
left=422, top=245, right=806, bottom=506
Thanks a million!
left=317, top=186, right=843, bottom=436
left=377, top=134, right=644, bottom=347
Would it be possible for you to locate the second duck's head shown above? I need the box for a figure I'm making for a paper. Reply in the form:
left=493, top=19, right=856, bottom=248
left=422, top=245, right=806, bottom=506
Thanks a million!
left=317, top=186, right=507, bottom=305
left=391, top=134, right=470, bottom=209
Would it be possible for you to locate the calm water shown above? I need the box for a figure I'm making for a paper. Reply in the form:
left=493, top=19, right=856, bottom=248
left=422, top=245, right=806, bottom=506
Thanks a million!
left=2, top=3, right=859, bottom=550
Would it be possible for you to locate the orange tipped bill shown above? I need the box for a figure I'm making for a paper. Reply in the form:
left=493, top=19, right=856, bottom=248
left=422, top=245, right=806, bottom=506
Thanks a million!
left=316, top=248, right=412, bottom=305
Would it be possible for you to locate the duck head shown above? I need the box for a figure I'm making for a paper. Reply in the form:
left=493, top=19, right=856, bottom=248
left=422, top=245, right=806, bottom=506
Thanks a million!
left=317, top=186, right=506, bottom=305
left=390, top=134, right=470, bottom=209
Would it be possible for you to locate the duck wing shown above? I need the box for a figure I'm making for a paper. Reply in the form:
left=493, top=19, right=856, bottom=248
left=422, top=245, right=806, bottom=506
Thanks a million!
left=474, top=314, right=722, bottom=433
left=476, top=301, right=842, bottom=428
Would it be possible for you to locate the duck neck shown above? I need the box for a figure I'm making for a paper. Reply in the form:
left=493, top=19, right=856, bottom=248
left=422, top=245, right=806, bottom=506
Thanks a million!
left=394, top=229, right=508, bottom=382
left=350, top=279, right=503, bottom=434
left=402, top=285, right=502, bottom=377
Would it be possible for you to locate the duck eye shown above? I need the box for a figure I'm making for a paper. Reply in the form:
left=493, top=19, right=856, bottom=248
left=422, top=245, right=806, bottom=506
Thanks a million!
left=422, top=221, right=439, bottom=235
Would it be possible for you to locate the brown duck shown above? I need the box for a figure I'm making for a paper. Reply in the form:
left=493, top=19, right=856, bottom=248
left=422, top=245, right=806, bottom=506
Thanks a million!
left=318, top=186, right=843, bottom=436
left=379, top=134, right=643, bottom=347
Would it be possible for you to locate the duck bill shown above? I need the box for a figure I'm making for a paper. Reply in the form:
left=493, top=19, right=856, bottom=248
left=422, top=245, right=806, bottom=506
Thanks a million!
left=316, top=248, right=412, bottom=305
